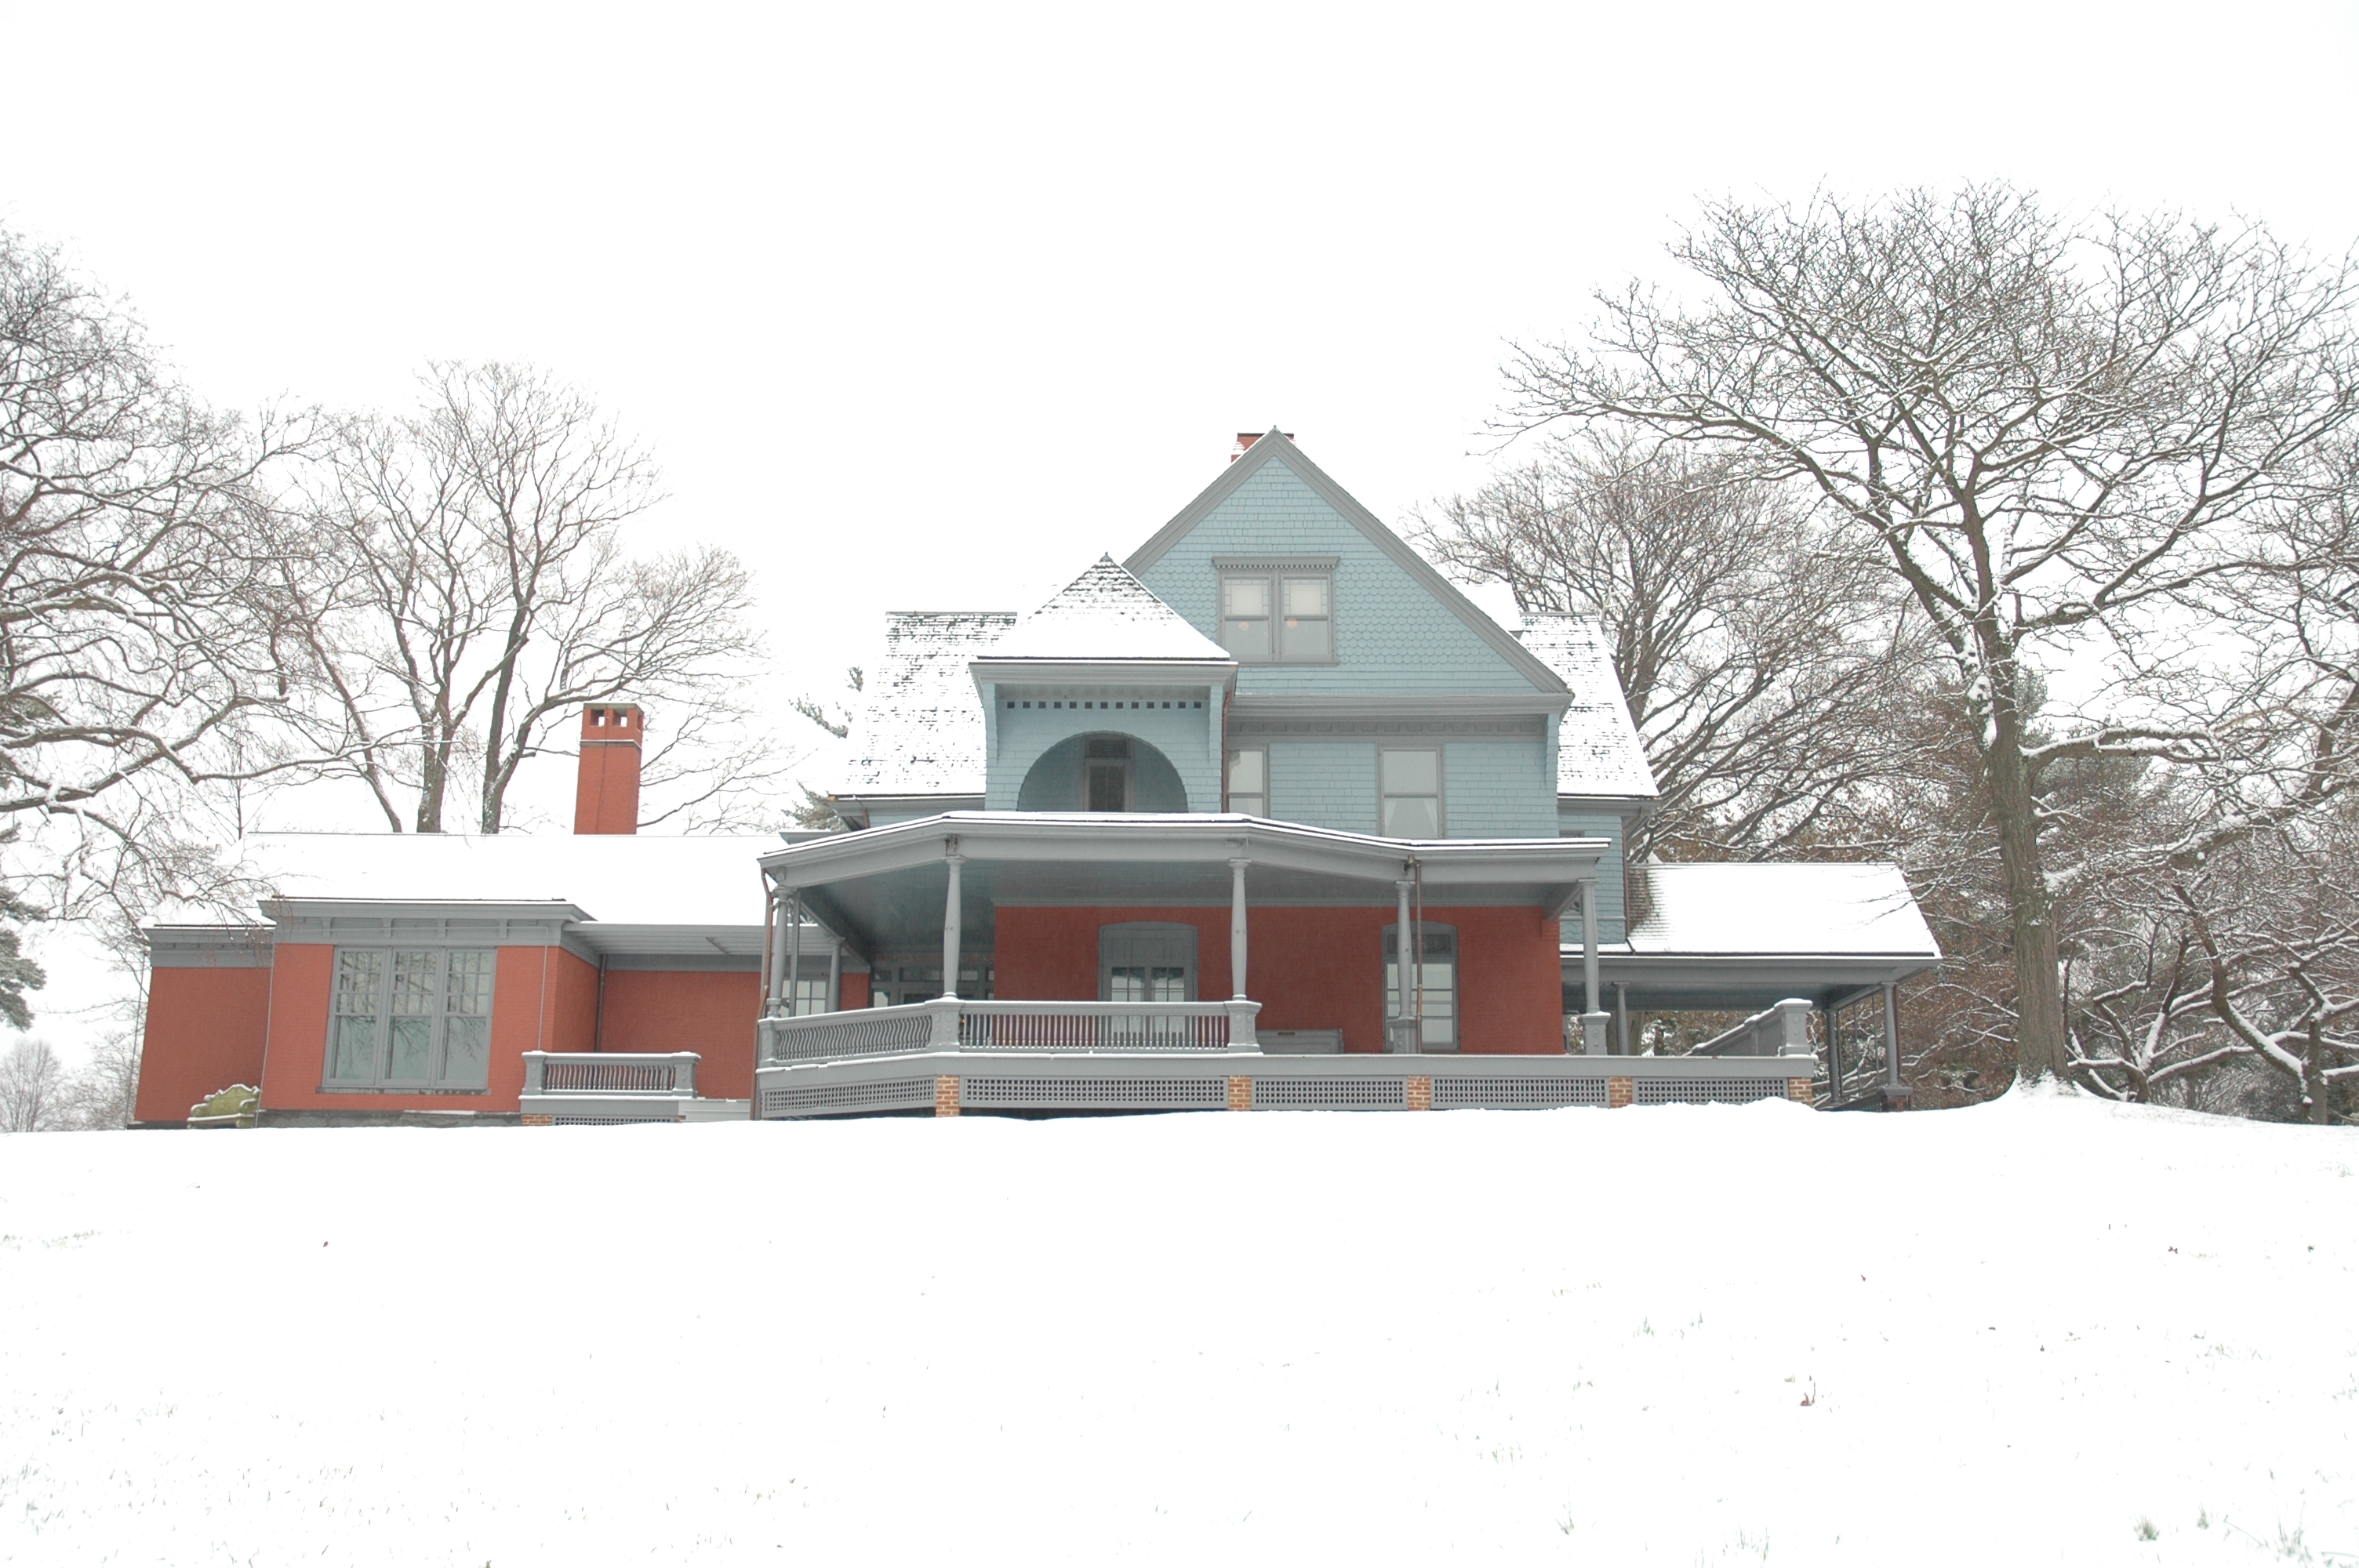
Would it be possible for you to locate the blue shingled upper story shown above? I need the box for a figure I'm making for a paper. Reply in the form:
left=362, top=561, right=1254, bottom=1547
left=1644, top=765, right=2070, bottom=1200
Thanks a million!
left=1133, top=459, right=1547, bottom=697
left=838, top=437, right=1656, bottom=938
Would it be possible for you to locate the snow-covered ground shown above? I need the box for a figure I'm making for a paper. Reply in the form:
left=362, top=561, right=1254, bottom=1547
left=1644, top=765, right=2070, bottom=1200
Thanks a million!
left=2, top=1091, right=2350, bottom=1565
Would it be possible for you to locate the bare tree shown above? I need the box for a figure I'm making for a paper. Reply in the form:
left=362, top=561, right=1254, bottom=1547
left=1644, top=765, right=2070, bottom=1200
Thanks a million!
left=306, top=362, right=777, bottom=833
left=0, top=227, right=328, bottom=858
left=1411, top=434, right=1936, bottom=861
left=0, top=1036, right=67, bottom=1132
left=1497, top=186, right=2359, bottom=1081
left=58, top=1032, right=140, bottom=1130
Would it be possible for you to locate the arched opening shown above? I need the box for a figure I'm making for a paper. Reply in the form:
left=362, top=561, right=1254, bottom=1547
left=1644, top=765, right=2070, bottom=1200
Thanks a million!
left=1017, top=732, right=1190, bottom=813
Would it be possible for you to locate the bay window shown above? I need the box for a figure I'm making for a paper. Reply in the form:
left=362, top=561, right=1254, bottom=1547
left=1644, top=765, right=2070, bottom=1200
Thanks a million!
left=326, top=947, right=496, bottom=1091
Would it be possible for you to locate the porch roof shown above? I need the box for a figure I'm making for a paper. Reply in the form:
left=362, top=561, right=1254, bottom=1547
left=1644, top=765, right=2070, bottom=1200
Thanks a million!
left=1576, top=862, right=1942, bottom=1010
left=763, top=811, right=1607, bottom=960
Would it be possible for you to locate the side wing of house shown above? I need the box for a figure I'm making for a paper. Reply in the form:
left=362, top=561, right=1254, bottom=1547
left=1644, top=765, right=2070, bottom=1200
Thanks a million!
left=1125, top=432, right=1573, bottom=840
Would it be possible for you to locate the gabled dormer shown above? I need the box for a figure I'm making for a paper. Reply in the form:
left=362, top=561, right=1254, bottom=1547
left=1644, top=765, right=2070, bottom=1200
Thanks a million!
left=972, top=556, right=1238, bottom=811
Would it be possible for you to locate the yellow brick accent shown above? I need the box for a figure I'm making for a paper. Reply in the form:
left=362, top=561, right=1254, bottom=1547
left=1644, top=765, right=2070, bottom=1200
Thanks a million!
left=1405, top=1076, right=1433, bottom=1111
left=1789, top=1077, right=1814, bottom=1105
left=1608, top=1077, right=1634, bottom=1109
left=934, top=1076, right=961, bottom=1117
left=1227, top=1076, right=1253, bottom=1112
left=521, top=1113, right=554, bottom=1127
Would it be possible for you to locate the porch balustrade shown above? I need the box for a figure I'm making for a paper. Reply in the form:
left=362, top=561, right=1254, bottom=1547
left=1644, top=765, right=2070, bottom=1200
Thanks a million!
left=761, top=997, right=1263, bottom=1065
left=521, top=1051, right=701, bottom=1095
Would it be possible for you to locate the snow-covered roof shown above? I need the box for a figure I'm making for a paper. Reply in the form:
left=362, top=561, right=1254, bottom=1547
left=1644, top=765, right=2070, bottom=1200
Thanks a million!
left=839, top=610, right=1016, bottom=796
left=1624, top=862, right=1939, bottom=957
left=1515, top=614, right=1658, bottom=799
left=983, top=555, right=1232, bottom=664
left=188, top=832, right=780, bottom=926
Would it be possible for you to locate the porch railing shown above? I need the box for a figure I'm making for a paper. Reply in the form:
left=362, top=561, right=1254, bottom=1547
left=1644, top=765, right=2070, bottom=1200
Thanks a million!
left=521, top=1051, right=700, bottom=1095
left=761, top=998, right=1263, bottom=1065
left=1693, top=999, right=1818, bottom=1058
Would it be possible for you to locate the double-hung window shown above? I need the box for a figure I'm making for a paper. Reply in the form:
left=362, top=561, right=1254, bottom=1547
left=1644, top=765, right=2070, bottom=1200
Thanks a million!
left=1216, top=560, right=1337, bottom=663
left=1383, top=923, right=1459, bottom=1050
left=1225, top=746, right=1267, bottom=815
left=1379, top=747, right=1443, bottom=837
left=327, top=947, right=496, bottom=1091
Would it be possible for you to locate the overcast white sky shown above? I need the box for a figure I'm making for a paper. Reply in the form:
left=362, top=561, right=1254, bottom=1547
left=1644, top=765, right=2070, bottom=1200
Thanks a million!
left=6, top=0, right=2359, bottom=1042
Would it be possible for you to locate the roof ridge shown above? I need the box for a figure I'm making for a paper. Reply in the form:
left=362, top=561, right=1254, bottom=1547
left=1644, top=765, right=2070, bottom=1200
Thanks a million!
left=981, top=554, right=1233, bottom=663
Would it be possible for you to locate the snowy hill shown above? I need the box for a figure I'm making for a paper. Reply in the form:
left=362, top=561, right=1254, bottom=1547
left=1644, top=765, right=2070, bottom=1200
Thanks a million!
left=1, top=1094, right=2350, bottom=1565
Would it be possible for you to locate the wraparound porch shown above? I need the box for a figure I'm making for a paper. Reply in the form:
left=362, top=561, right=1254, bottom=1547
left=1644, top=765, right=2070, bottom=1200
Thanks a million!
left=756, top=812, right=1615, bottom=1075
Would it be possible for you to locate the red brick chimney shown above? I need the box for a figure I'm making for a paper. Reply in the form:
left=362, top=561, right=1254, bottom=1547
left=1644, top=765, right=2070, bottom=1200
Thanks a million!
left=574, top=705, right=643, bottom=834
left=1230, top=430, right=1296, bottom=463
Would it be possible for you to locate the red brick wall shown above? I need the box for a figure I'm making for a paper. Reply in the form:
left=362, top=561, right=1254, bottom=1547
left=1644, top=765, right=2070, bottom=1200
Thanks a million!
left=991, top=903, right=1561, bottom=1054
left=841, top=971, right=871, bottom=1010
left=598, top=970, right=761, bottom=1099
left=135, top=967, right=272, bottom=1123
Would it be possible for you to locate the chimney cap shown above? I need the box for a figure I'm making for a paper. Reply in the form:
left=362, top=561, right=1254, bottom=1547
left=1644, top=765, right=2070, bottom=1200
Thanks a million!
left=1230, top=430, right=1296, bottom=463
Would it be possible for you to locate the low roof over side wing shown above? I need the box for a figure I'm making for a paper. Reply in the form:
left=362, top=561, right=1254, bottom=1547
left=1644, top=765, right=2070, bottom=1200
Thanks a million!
left=183, top=831, right=782, bottom=927
left=1623, top=862, right=1939, bottom=959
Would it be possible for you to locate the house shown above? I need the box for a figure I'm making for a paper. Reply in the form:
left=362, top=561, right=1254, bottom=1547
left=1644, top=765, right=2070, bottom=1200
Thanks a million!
left=133, top=430, right=1939, bottom=1126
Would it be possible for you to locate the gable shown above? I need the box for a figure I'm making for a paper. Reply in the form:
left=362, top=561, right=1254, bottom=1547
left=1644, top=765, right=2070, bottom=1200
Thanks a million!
left=1125, top=437, right=1568, bottom=698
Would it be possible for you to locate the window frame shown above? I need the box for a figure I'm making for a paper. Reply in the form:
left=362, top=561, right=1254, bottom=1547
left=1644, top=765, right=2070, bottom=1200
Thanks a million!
left=1224, top=743, right=1269, bottom=816
left=322, top=945, right=498, bottom=1093
left=1382, top=920, right=1459, bottom=1052
left=1378, top=745, right=1446, bottom=838
left=1212, top=557, right=1340, bottom=666
left=1081, top=734, right=1133, bottom=812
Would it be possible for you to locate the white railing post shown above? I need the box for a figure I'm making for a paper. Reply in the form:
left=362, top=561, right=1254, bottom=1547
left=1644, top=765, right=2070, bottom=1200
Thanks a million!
left=1580, top=1011, right=1610, bottom=1056
left=928, top=996, right=961, bottom=1047
left=522, top=1051, right=547, bottom=1093
left=1775, top=999, right=1816, bottom=1057
left=1226, top=999, right=1261, bottom=1052
left=672, top=1052, right=700, bottom=1097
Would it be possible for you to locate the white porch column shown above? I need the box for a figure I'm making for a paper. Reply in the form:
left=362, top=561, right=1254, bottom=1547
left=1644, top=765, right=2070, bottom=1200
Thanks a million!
left=941, top=849, right=964, bottom=998
left=1577, top=877, right=1608, bottom=1056
left=785, top=891, right=802, bottom=1017
left=765, top=887, right=793, bottom=1013
left=1228, top=857, right=1251, bottom=999
left=1393, top=877, right=1416, bottom=1052
left=1883, top=983, right=1903, bottom=1092
left=827, top=942, right=843, bottom=1014
left=1579, top=877, right=1601, bottom=1016
left=1615, top=983, right=1630, bottom=1055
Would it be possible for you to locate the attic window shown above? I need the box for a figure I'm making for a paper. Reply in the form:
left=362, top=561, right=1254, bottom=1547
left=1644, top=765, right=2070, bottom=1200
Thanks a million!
left=1219, top=566, right=1336, bottom=663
